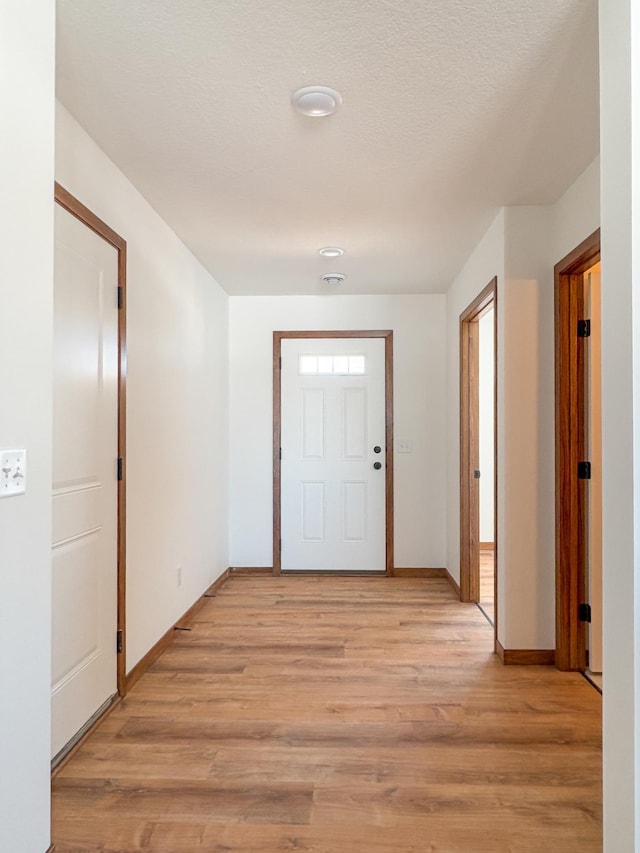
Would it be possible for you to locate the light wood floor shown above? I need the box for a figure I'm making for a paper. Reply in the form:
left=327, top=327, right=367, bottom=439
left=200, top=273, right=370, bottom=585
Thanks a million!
left=479, top=548, right=495, bottom=624
left=52, top=575, right=602, bottom=852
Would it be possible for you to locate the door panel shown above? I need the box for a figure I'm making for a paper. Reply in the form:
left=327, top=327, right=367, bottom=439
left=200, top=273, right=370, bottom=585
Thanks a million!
left=281, top=338, right=385, bottom=571
left=302, top=389, right=324, bottom=459
left=52, top=204, right=119, bottom=758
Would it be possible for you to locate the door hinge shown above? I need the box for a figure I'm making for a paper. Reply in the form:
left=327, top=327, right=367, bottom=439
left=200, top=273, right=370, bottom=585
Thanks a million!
left=117, top=457, right=123, bottom=481
left=577, top=319, right=591, bottom=338
left=117, top=286, right=124, bottom=310
left=279, top=538, right=282, bottom=551
left=279, top=447, right=282, bottom=460
left=578, top=603, right=592, bottom=623
left=578, top=461, right=591, bottom=480
left=116, top=629, right=123, bottom=654
left=279, top=356, right=282, bottom=369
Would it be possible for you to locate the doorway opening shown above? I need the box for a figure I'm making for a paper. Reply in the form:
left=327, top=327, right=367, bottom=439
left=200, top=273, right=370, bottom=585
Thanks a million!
left=554, top=230, right=601, bottom=678
left=459, top=280, right=497, bottom=638
left=273, top=330, right=394, bottom=575
left=52, top=184, right=127, bottom=766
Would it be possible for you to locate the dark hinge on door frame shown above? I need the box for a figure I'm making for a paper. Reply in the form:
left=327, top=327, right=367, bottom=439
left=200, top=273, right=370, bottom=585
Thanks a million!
left=116, top=629, right=123, bottom=654
left=578, top=603, right=592, bottom=623
left=117, top=286, right=124, bottom=309
left=577, top=319, right=591, bottom=338
left=117, top=457, right=123, bottom=481
left=578, top=461, right=591, bottom=480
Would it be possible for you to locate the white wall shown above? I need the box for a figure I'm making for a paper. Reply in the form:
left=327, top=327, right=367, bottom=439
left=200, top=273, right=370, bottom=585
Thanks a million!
left=56, top=105, right=229, bottom=671
left=479, top=309, right=495, bottom=542
left=229, top=295, right=447, bottom=569
left=552, top=157, right=600, bottom=262
left=599, top=0, right=638, bottom=849
left=0, top=4, right=55, bottom=852
left=501, top=206, right=555, bottom=649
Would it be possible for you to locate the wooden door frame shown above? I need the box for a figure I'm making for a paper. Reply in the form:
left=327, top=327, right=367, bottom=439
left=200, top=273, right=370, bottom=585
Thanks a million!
left=459, top=279, right=497, bottom=631
left=273, top=330, right=394, bottom=575
left=54, top=182, right=128, bottom=696
left=554, top=229, right=600, bottom=671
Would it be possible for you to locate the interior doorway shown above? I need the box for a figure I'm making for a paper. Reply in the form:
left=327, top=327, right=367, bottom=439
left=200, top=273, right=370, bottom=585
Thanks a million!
left=459, top=279, right=497, bottom=637
left=478, top=307, right=495, bottom=623
left=52, top=184, right=127, bottom=765
left=554, top=230, right=601, bottom=677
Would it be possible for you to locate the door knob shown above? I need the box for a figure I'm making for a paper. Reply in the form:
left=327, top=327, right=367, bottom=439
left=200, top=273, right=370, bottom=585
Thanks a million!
left=373, top=461, right=382, bottom=470
left=373, top=446, right=382, bottom=454
left=473, top=470, right=481, bottom=479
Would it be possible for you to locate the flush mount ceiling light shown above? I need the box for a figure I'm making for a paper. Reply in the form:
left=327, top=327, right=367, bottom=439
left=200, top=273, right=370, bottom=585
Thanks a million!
left=292, top=86, right=342, bottom=117
left=322, top=273, right=345, bottom=285
left=318, top=246, right=344, bottom=258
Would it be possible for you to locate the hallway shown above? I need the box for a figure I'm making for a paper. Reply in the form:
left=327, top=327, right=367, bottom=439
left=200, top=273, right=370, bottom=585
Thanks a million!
left=51, top=574, right=602, bottom=852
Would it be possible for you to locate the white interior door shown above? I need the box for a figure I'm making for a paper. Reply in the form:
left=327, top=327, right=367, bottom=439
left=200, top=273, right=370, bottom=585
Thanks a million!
left=281, top=337, right=386, bottom=571
left=51, top=204, right=119, bottom=758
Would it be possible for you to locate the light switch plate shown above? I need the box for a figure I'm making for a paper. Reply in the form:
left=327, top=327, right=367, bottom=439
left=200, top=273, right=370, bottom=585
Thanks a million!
left=1, top=449, right=27, bottom=497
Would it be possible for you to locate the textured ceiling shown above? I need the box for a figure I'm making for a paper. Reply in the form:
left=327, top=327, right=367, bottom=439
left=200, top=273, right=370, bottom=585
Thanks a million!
left=56, top=0, right=599, bottom=295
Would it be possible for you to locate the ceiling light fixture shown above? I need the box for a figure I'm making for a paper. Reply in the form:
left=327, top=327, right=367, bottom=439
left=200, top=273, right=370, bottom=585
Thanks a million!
left=322, top=273, right=345, bottom=285
left=292, top=86, right=342, bottom=117
left=318, top=246, right=344, bottom=258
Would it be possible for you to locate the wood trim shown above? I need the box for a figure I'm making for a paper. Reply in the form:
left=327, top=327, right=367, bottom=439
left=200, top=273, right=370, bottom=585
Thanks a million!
left=275, top=330, right=394, bottom=339
left=232, top=566, right=439, bottom=578
left=46, top=845, right=56, bottom=852
left=554, top=229, right=600, bottom=274
left=273, top=330, right=394, bottom=575
left=54, top=183, right=129, bottom=697
left=116, top=221, right=127, bottom=695
left=503, top=650, right=556, bottom=666
left=273, top=334, right=282, bottom=575
left=205, top=568, right=232, bottom=591
left=54, top=183, right=126, bottom=252
left=445, top=568, right=461, bottom=598
left=230, top=566, right=275, bottom=575
left=51, top=695, right=120, bottom=777
left=384, top=333, right=394, bottom=574
left=390, top=567, right=448, bottom=577
left=281, top=570, right=387, bottom=576
left=459, top=279, right=497, bottom=611
left=554, top=229, right=600, bottom=671
left=479, top=542, right=495, bottom=550
left=125, top=570, right=231, bottom=691
left=460, top=319, right=479, bottom=601
left=495, top=640, right=556, bottom=666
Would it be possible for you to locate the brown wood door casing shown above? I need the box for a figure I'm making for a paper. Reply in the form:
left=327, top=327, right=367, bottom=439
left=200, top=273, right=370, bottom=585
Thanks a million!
left=459, top=280, right=497, bottom=638
left=554, top=230, right=600, bottom=671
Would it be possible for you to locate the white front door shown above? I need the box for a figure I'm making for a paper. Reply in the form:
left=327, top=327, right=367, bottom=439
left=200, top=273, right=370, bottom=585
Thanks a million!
left=51, top=203, right=119, bottom=758
left=281, top=337, right=387, bottom=571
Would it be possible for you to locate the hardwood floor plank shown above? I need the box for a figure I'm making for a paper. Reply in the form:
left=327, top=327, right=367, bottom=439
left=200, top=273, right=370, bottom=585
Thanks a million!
left=52, top=575, right=601, bottom=852
left=479, top=547, right=495, bottom=623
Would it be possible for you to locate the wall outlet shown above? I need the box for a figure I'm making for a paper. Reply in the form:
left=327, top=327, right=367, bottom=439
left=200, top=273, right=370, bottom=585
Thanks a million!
left=177, top=566, right=183, bottom=587
left=1, top=449, right=27, bottom=497
left=397, top=439, right=413, bottom=454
